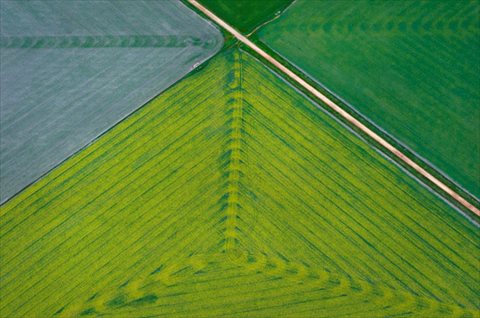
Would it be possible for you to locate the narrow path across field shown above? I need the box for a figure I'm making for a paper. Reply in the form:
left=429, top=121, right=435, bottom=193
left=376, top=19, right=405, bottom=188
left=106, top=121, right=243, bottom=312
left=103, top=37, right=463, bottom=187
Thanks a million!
left=187, top=0, right=480, bottom=217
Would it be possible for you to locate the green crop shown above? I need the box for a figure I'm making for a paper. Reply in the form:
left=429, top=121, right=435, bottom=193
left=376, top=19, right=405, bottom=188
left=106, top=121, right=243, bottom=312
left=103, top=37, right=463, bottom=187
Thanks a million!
left=198, top=0, right=293, bottom=34
left=259, top=0, right=480, bottom=198
left=1, top=49, right=478, bottom=317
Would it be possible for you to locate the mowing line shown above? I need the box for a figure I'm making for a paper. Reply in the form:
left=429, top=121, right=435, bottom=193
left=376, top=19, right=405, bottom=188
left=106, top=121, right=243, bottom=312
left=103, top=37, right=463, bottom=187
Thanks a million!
left=187, top=0, right=480, bottom=217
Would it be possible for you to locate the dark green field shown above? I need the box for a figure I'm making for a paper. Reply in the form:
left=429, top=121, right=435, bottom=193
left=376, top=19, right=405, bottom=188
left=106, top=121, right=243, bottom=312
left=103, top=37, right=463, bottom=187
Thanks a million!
left=259, top=0, right=480, bottom=197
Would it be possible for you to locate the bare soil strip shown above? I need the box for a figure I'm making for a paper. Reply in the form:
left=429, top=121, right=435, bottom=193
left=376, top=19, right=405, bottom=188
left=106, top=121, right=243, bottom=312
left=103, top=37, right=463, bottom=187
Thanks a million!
left=188, top=0, right=480, bottom=217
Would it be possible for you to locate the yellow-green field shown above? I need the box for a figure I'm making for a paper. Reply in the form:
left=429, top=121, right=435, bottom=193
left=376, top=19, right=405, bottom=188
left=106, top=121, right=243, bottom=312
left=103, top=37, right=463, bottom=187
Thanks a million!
left=0, top=49, right=478, bottom=317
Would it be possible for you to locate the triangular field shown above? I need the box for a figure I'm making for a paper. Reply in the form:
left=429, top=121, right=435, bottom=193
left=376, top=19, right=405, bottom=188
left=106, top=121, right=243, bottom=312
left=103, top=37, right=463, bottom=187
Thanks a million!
left=0, top=49, right=478, bottom=317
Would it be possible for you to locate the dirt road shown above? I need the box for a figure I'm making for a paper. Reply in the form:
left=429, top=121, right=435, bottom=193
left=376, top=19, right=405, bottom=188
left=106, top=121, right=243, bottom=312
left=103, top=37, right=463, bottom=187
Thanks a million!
left=188, top=0, right=480, bottom=217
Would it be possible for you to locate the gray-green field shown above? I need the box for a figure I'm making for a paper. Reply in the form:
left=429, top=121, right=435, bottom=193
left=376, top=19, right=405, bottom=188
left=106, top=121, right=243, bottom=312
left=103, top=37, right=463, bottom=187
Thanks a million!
left=259, top=0, right=480, bottom=198
left=0, top=0, right=222, bottom=203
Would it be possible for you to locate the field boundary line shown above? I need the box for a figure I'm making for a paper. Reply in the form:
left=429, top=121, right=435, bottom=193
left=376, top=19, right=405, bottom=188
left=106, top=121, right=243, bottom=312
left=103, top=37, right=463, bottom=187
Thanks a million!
left=187, top=0, right=480, bottom=217
left=245, top=0, right=297, bottom=37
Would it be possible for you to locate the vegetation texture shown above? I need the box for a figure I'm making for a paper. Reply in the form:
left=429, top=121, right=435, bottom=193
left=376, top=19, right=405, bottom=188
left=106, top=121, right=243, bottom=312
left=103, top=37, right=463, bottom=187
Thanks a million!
left=0, top=0, right=222, bottom=203
left=1, top=49, right=478, bottom=317
left=259, top=0, right=480, bottom=198
left=198, top=0, right=293, bottom=33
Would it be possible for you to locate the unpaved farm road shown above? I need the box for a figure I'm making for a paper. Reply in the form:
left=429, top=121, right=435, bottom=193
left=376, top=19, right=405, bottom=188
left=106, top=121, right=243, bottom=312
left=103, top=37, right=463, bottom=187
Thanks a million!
left=188, top=0, right=480, bottom=217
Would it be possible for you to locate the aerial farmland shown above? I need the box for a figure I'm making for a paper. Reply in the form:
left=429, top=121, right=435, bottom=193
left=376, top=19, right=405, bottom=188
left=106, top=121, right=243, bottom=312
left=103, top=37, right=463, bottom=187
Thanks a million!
left=0, top=1, right=478, bottom=317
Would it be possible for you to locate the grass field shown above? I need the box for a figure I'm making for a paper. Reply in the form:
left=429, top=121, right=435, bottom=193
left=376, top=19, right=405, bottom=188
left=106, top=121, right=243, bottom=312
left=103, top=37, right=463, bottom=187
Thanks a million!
left=0, top=0, right=222, bottom=203
left=1, top=48, right=478, bottom=317
left=259, top=0, right=480, bottom=198
left=198, top=0, right=293, bottom=33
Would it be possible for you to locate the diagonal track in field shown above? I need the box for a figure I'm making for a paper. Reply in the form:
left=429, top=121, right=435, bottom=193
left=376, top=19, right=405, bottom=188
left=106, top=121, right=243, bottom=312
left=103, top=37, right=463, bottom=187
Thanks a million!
left=255, top=0, right=480, bottom=202
left=226, top=51, right=479, bottom=308
left=1, top=49, right=478, bottom=317
left=187, top=0, right=480, bottom=218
